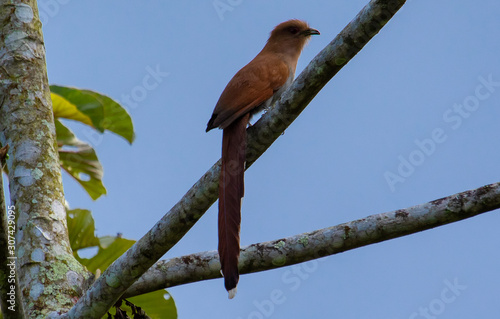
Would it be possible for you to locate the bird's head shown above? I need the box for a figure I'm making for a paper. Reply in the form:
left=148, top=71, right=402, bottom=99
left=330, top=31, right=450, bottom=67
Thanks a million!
left=265, top=19, right=320, bottom=55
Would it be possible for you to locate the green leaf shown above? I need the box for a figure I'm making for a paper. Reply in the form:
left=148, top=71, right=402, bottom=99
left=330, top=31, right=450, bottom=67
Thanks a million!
left=107, top=291, right=177, bottom=319
left=79, top=236, right=135, bottom=274
left=56, top=120, right=107, bottom=200
left=51, top=92, right=93, bottom=126
left=51, top=85, right=135, bottom=144
left=67, top=208, right=100, bottom=252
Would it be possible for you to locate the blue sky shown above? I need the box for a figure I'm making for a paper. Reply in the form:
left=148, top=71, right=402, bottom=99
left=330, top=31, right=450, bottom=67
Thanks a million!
left=41, top=1, right=500, bottom=318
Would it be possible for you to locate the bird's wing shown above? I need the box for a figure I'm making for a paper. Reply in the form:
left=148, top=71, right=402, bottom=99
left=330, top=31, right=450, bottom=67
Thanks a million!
left=207, top=56, right=290, bottom=130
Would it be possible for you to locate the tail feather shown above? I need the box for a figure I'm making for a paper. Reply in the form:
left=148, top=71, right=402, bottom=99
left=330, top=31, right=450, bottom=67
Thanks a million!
left=218, top=113, right=249, bottom=298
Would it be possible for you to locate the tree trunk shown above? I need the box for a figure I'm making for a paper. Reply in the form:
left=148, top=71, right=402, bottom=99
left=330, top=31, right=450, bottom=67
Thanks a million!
left=0, top=1, right=91, bottom=317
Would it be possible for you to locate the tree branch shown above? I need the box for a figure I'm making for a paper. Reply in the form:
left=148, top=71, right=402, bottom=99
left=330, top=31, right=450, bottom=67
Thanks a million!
left=63, top=0, right=407, bottom=317
left=0, top=2, right=91, bottom=317
left=123, top=182, right=500, bottom=297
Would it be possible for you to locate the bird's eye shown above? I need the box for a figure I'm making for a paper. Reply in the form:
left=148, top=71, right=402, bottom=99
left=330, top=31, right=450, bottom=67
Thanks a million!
left=288, top=27, right=300, bottom=35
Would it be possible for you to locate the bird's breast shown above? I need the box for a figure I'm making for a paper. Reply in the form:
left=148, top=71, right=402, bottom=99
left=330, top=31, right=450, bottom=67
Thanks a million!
left=252, top=66, right=295, bottom=117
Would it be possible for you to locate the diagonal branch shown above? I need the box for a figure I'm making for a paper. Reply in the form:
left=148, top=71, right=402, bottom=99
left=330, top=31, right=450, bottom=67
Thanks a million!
left=123, top=182, right=500, bottom=297
left=63, top=0, right=407, bottom=317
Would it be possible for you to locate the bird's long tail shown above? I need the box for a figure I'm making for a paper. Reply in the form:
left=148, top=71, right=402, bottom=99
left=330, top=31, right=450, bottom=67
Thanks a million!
left=218, top=113, right=249, bottom=299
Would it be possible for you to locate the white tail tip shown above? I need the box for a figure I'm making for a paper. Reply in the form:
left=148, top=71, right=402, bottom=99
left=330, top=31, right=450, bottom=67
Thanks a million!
left=228, top=288, right=237, bottom=299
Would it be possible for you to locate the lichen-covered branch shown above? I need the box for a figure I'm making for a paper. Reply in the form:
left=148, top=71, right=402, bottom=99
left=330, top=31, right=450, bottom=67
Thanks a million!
left=63, top=1, right=406, bottom=318
left=0, top=2, right=91, bottom=318
left=122, top=182, right=500, bottom=297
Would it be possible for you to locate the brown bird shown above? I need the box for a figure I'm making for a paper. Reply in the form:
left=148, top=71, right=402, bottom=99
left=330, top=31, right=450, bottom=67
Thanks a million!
left=206, top=19, right=319, bottom=299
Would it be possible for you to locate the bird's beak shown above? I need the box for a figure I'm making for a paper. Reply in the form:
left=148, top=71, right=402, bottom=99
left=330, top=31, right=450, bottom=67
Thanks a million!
left=302, top=28, right=320, bottom=36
